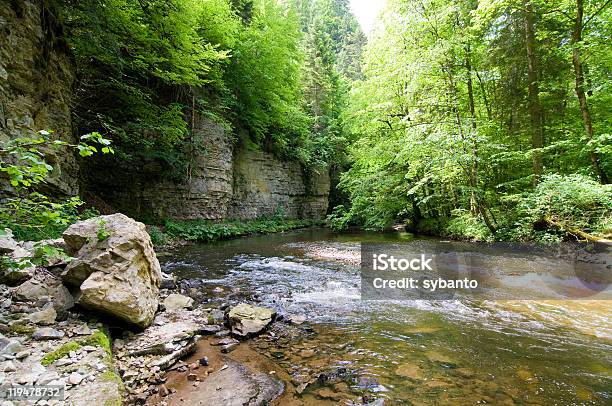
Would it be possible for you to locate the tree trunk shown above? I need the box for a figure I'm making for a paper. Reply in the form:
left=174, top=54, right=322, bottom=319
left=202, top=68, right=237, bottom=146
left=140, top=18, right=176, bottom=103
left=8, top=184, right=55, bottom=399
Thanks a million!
left=571, top=0, right=609, bottom=184
left=525, top=1, right=544, bottom=185
left=465, top=45, right=479, bottom=215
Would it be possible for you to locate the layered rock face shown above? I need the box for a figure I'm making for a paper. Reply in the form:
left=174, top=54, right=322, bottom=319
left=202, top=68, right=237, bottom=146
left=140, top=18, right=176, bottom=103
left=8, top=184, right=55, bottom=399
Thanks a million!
left=0, top=0, right=78, bottom=195
left=84, top=118, right=330, bottom=221
left=230, top=148, right=330, bottom=220
left=62, top=213, right=162, bottom=328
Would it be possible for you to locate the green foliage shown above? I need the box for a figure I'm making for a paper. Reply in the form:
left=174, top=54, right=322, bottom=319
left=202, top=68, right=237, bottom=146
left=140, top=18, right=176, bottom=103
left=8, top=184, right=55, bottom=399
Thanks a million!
left=147, top=225, right=169, bottom=246
left=83, top=329, right=113, bottom=356
left=0, top=130, right=113, bottom=241
left=337, top=0, right=612, bottom=241
left=445, top=210, right=492, bottom=241
left=164, top=216, right=322, bottom=243
left=29, top=244, right=72, bottom=267
left=41, top=329, right=113, bottom=367
left=510, top=174, right=612, bottom=241
left=96, top=220, right=111, bottom=242
left=41, top=341, right=81, bottom=366
left=59, top=0, right=346, bottom=173
left=228, top=0, right=310, bottom=158
left=327, top=205, right=351, bottom=230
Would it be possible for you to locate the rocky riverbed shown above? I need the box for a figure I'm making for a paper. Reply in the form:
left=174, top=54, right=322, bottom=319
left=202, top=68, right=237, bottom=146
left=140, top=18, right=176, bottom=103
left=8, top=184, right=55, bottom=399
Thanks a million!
left=0, top=214, right=310, bottom=405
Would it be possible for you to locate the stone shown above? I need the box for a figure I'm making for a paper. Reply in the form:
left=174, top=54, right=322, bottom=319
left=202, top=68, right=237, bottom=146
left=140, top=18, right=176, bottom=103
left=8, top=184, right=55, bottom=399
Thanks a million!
left=28, top=307, right=57, bottom=325
left=163, top=294, right=194, bottom=311
left=187, top=373, right=197, bottom=381
left=0, top=229, right=18, bottom=254
left=179, top=359, right=283, bottom=405
left=288, top=315, right=306, bottom=325
left=213, top=337, right=239, bottom=347
left=220, top=343, right=238, bottom=353
left=159, top=384, right=170, bottom=397
left=14, top=363, right=46, bottom=384
left=84, top=118, right=330, bottom=223
left=74, top=325, right=92, bottom=336
left=198, top=357, right=209, bottom=367
left=69, top=372, right=84, bottom=385
left=15, top=350, right=29, bottom=359
left=37, top=371, right=60, bottom=385
left=1, top=361, right=16, bottom=372
left=160, top=272, right=176, bottom=290
left=14, top=272, right=74, bottom=313
left=148, top=338, right=197, bottom=370
left=228, top=303, right=276, bottom=338
left=62, top=214, right=162, bottom=328
left=0, top=249, right=34, bottom=285
left=123, top=317, right=204, bottom=357
left=210, top=309, right=225, bottom=323
left=32, top=328, right=64, bottom=340
left=67, top=375, right=123, bottom=406
left=0, top=337, right=24, bottom=355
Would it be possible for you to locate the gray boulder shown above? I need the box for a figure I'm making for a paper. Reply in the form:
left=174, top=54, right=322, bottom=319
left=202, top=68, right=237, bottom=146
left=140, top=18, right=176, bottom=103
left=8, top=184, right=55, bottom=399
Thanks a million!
left=62, top=214, right=162, bottom=328
left=28, top=306, right=57, bottom=325
left=32, top=327, right=64, bottom=340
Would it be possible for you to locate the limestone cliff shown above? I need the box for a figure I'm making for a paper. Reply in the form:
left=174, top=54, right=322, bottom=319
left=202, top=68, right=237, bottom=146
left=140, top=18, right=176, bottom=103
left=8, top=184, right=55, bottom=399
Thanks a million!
left=0, top=0, right=78, bottom=195
left=84, top=118, right=330, bottom=221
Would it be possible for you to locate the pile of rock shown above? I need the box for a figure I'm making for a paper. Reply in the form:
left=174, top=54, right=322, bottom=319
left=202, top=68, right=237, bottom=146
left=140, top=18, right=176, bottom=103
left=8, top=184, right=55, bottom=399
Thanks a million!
left=0, top=213, right=284, bottom=405
left=0, top=214, right=163, bottom=404
left=0, top=316, right=122, bottom=405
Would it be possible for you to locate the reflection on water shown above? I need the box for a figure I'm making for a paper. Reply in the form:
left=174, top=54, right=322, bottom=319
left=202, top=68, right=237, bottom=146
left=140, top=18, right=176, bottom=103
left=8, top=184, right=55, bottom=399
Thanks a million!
left=163, top=228, right=612, bottom=404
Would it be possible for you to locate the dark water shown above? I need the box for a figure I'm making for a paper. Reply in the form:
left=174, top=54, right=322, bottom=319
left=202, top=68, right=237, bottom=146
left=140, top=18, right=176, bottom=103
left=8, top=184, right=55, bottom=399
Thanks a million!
left=162, top=228, right=611, bottom=405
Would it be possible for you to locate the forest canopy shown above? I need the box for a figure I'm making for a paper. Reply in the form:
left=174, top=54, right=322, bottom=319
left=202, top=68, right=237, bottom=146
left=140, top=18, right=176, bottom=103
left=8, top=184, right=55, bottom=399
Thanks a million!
left=330, top=0, right=612, bottom=242
left=56, top=0, right=363, bottom=177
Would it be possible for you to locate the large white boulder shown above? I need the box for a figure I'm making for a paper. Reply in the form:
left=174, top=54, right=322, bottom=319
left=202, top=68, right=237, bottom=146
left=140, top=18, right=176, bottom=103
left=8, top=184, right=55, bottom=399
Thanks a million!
left=62, top=214, right=161, bottom=328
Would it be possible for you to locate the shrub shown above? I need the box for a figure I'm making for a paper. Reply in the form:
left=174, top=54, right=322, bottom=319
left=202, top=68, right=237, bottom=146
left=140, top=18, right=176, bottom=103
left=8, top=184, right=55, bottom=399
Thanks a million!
left=513, top=174, right=612, bottom=241
left=0, top=130, right=112, bottom=241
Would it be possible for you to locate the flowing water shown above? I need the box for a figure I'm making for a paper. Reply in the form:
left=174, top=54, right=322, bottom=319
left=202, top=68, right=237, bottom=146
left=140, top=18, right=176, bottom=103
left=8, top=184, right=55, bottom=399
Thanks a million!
left=162, top=228, right=611, bottom=405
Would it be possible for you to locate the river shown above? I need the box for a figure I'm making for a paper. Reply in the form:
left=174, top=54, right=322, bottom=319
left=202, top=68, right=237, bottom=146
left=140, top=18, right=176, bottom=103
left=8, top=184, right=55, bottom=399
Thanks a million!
left=161, top=228, right=611, bottom=405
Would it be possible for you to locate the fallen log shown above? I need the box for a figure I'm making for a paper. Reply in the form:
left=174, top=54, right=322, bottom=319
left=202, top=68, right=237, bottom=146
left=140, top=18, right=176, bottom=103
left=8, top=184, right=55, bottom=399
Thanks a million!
left=544, top=216, right=612, bottom=243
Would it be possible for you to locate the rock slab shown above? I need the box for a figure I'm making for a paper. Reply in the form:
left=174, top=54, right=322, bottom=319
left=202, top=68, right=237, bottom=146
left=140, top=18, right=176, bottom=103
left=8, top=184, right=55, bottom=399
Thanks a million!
left=188, top=359, right=283, bottom=405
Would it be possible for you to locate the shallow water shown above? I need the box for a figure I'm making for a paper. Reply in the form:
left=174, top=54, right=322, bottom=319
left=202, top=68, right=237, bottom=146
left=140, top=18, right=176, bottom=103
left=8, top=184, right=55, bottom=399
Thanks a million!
left=163, top=228, right=612, bottom=405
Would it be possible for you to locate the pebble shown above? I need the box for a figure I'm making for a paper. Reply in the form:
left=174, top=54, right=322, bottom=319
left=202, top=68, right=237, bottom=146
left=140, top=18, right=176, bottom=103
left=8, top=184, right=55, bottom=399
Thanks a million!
left=198, top=357, right=209, bottom=367
left=220, top=343, right=238, bottom=353
left=32, top=328, right=64, bottom=341
left=15, top=350, right=29, bottom=359
left=187, top=373, right=197, bottom=381
left=69, top=372, right=84, bottom=385
left=2, top=361, right=16, bottom=372
left=74, top=325, right=92, bottom=336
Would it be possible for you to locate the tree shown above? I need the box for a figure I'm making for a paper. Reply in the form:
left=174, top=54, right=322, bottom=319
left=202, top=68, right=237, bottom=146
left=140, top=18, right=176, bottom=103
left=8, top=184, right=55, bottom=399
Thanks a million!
left=571, top=0, right=610, bottom=184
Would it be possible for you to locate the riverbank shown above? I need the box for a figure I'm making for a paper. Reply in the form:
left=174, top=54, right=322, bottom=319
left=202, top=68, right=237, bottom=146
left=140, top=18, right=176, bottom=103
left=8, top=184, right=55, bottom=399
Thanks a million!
left=0, top=213, right=307, bottom=405
left=148, top=217, right=324, bottom=247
